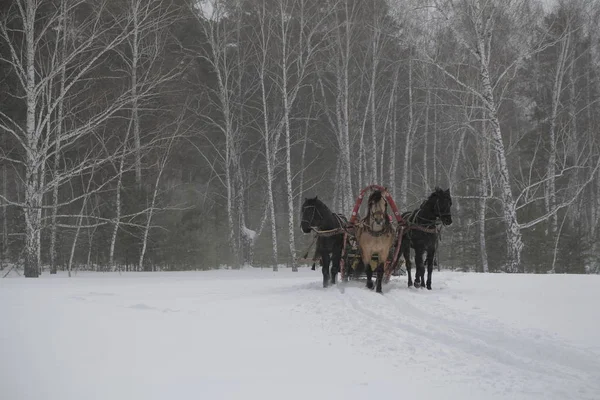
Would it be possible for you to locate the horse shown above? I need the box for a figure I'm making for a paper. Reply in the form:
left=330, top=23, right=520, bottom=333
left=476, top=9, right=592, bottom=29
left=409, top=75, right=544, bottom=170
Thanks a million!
left=400, top=187, right=453, bottom=290
left=355, top=190, right=396, bottom=293
left=300, top=196, right=346, bottom=288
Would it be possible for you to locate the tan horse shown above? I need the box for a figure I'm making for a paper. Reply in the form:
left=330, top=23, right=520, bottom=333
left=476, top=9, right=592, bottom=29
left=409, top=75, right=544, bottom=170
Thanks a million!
left=355, top=190, right=395, bottom=293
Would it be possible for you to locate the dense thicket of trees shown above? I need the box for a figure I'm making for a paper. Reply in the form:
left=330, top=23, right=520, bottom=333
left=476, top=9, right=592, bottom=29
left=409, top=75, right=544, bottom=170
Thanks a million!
left=1, top=0, right=599, bottom=276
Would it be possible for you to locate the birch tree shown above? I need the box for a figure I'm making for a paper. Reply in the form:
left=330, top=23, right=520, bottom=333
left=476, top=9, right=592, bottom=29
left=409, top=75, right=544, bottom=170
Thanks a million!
left=255, top=0, right=335, bottom=269
left=429, top=0, right=531, bottom=272
left=0, top=0, right=140, bottom=276
left=193, top=0, right=245, bottom=265
left=329, top=0, right=360, bottom=211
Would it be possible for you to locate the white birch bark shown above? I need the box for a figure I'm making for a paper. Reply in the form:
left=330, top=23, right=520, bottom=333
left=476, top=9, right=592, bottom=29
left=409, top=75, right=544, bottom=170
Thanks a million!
left=566, top=43, right=579, bottom=231
left=50, top=0, right=68, bottom=274
left=385, top=66, right=399, bottom=193
left=477, top=122, right=490, bottom=273
left=369, top=20, right=380, bottom=184
left=139, top=161, right=164, bottom=272
left=22, top=0, right=41, bottom=278
left=296, top=100, right=312, bottom=225
left=108, top=121, right=133, bottom=270
left=480, top=60, right=523, bottom=273
left=546, top=32, right=570, bottom=237
left=400, top=55, right=414, bottom=209
left=389, top=65, right=400, bottom=200
left=256, top=3, right=278, bottom=271
left=423, top=87, right=430, bottom=195
left=67, top=170, right=96, bottom=277
left=332, top=1, right=355, bottom=211
left=277, top=1, right=298, bottom=271
left=432, top=95, right=437, bottom=187
left=1, top=153, right=7, bottom=262
left=131, top=0, right=142, bottom=188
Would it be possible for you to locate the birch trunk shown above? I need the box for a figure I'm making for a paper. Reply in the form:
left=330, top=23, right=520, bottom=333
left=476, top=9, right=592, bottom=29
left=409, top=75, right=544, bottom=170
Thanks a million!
left=131, top=0, right=142, bottom=188
left=334, top=3, right=354, bottom=211
left=23, top=0, right=41, bottom=278
left=50, top=0, right=68, bottom=274
left=108, top=118, right=133, bottom=270
left=478, top=183, right=489, bottom=273
left=369, top=28, right=379, bottom=184
left=400, top=56, right=414, bottom=209
left=297, top=106, right=311, bottom=225
left=139, top=165, right=163, bottom=272
left=478, top=123, right=489, bottom=273
left=589, top=54, right=599, bottom=236
left=278, top=4, right=297, bottom=272
left=257, top=8, right=278, bottom=271
left=567, top=46, right=578, bottom=231
left=87, top=211, right=97, bottom=271
left=480, top=64, right=523, bottom=273
left=389, top=71, right=399, bottom=200
left=382, top=65, right=398, bottom=189
left=67, top=176, right=95, bottom=277
left=209, top=30, right=238, bottom=265
left=423, top=88, right=430, bottom=194
left=546, top=33, right=570, bottom=237
left=1, top=151, right=7, bottom=262
left=449, top=129, right=467, bottom=214
left=432, top=90, right=437, bottom=187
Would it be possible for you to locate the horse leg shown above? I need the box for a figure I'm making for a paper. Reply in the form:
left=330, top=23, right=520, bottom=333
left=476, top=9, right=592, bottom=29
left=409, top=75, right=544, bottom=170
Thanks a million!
left=414, top=250, right=424, bottom=288
left=375, top=263, right=384, bottom=293
left=403, top=243, right=413, bottom=287
left=426, top=250, right=434, bottom=290
left=365, top=257, right=374, bottom=290
left=331, top=251, right=341, bottom=285
left=321, top=253, right=331, bottom=288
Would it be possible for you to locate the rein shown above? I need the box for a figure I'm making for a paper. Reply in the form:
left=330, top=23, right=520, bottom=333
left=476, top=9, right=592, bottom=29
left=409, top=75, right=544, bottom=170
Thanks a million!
left=404, top=201, right=445, bottom=235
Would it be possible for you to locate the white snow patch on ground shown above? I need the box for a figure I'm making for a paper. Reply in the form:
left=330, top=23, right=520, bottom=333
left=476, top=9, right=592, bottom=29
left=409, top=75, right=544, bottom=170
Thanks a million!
left=1, top=269, right=599, bottom=400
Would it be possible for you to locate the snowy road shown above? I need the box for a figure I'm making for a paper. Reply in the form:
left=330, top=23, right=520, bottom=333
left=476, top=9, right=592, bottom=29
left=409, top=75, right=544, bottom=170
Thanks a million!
left=1, top=268, right=599, bottom=400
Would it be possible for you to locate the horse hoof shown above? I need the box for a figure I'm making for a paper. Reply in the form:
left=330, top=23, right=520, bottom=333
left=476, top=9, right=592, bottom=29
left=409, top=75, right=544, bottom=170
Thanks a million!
left=366, top=282, right=374, bottom=290
left=427, top=285, right=432, bottom=290
left=407, top=282, right=413, bottom=288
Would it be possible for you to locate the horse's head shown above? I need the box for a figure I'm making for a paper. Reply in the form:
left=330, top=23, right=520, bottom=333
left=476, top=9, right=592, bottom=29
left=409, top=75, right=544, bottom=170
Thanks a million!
left=432, top=187, right=453, bottom=226
left=300, top=196, right=324, bottom=233
left=367, top=190, right=387, bottom=226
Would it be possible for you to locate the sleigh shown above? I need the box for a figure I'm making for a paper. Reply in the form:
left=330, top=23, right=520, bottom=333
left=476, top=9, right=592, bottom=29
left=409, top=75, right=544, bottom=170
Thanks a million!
left=339, top=184, right=408, bottom=284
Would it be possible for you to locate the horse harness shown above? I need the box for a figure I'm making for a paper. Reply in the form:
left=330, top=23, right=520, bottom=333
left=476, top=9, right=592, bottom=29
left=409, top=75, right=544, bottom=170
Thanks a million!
left=403, top=199, right=445, bottom=237
left=300, top=204, right=347, bottom=268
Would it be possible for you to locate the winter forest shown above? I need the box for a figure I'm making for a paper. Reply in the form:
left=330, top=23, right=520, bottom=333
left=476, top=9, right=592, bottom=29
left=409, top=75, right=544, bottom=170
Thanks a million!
left=1, top=0, right=599, bottom=278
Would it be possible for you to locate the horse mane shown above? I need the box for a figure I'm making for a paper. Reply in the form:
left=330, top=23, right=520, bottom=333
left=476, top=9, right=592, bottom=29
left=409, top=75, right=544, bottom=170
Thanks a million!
left=366, top=190, right=386, bottom=219
left=367, top=190, right=383, bottom=205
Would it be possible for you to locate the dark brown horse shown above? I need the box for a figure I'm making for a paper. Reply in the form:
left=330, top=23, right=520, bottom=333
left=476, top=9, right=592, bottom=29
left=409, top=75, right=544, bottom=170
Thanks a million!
left=401, top=187, right=453, bottom=290
left=300, top=196, right=345, bottom=288
left=355, top=190, right=395, bottom=293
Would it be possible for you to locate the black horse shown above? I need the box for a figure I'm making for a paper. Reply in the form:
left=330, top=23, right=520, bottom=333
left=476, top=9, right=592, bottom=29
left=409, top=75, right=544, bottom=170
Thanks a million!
left=400, top=187, right=453, bottom=290
left=300, top=196, right=345, bottom=288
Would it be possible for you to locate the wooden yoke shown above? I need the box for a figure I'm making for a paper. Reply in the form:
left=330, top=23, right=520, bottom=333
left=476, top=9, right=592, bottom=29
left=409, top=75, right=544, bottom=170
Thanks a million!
left=348, top=184, right=406, bottom=226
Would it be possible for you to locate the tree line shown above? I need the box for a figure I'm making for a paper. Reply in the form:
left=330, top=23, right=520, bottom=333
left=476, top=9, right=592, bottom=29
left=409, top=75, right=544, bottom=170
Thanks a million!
left=1, top=0, right=599, bottom=277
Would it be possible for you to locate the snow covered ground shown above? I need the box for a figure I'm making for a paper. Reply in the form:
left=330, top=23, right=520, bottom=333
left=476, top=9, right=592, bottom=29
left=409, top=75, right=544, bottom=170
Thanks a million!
left=1, top=268, right=599, bottom=400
